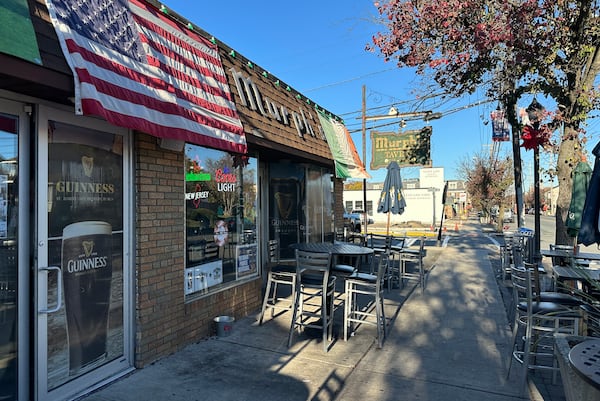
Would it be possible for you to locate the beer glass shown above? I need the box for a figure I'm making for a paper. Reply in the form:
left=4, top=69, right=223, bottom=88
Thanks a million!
left=62, top=221, right=113, bottom=375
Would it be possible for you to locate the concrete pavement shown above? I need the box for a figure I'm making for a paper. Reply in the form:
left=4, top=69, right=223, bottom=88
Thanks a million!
left=81, top=218, right=549, bottom=401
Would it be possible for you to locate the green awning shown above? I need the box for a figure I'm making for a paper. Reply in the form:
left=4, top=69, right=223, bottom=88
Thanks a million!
left=0, top=0, right=42, bottom=64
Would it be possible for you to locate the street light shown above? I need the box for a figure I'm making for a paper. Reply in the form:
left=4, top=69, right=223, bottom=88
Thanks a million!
left=525, top=98, right=546, bottom=263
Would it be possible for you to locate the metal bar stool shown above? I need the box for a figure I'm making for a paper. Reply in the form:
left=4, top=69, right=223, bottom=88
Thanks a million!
left=343, top=252, right=389, bottom=348
left=506, top=265, right=581, bottom=391
left=288, top=250, right=336, bottom=352
left=399, top=236, right=426, bottom=293
left=258, top=239, right=296, bottom=325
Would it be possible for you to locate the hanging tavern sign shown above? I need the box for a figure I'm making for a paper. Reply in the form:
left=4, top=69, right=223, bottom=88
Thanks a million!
left=370, top=127, right=432, bottom=169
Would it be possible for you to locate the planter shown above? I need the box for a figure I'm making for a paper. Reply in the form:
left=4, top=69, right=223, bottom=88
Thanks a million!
left=554, top=334, right=600, bottom=401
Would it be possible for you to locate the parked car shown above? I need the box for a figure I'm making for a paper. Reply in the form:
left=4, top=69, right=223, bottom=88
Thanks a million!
left=343, top=209, right=361, bottom=232
left=351, top=209, right=374, bottom=225
left=502, top=209, right=514, bottom=223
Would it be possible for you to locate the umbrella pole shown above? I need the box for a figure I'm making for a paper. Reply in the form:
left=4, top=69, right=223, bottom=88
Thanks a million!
left=437, top=210, right=444, bottom=243
left=386, top=212, right=391, bottom=236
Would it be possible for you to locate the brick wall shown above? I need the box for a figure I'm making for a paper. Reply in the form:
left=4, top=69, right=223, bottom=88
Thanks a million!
left=134, top=133, right=261, bottom=367
left=333, top=178, right=346, bottom=230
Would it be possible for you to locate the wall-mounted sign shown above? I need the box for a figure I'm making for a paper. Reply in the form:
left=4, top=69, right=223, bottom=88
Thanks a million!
left=230, top=68, right=321, bottom=139
left=370, top=127, right=432, bottom=170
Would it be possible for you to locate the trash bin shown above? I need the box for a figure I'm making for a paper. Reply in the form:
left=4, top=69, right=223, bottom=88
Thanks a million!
left=214, top=316, right=235, bottom=337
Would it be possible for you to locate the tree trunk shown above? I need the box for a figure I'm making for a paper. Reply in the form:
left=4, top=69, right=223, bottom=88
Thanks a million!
left=555, top=130, right=578, bottom=245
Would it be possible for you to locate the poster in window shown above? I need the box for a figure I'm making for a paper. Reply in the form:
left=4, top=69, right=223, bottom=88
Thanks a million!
left=270, top=178, right=300, bottom=259
left=236, top=244, right=257, bottom=279
left=45, top=121, right=124, bottom=389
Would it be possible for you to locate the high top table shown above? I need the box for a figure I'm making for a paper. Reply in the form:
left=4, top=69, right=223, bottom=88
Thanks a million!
left=290, top=242, right=374, bottom=258
left=540, top=249, right=600, bottom=262
left=568, top=339, right=600, bottom=392
left=290, top=242, right=374, bottom=272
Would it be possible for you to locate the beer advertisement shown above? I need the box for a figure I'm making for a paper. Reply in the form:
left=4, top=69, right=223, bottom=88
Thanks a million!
left=269, top=178, right=301, bottom=259
left=46, top=121, right=124, bottom=388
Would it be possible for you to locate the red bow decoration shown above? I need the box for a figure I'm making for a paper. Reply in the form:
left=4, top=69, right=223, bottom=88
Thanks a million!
left=521, top=125, right=551, bottom=150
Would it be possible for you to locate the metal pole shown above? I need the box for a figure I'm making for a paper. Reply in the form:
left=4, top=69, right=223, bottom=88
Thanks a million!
left=362, top=85, right=368, bottom=234
left=511, top=102, right=524, bottom=227
left=534, top=146, right=541, bottom=262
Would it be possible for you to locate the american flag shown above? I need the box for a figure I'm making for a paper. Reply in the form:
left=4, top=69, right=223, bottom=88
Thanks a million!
left=44, top=0, right=246, bottom=154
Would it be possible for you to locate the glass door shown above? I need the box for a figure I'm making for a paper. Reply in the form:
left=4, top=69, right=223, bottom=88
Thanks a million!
left=0, top=101, right=25, bottom=401
left=36, top=106, right=132, bottom=400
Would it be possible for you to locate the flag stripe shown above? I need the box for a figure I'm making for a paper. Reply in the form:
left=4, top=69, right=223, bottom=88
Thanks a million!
left=131, top=8, right=232, bottom=99
left=131, top=11, right=228, bottom=87
left=45, top=0, right=246, bottom=153
left=81, top=98, right=246, bottom=153
left=75, top=67, right=245, bottom=137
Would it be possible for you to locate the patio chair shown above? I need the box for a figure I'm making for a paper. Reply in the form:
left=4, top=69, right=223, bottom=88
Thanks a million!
left=258, top=239, right=296, bottom=325
left=506, top=265, right=581, bottom=390
left=288, top=250, right=335, bottom=352
left=522, top=261, right=583, bottom=308
left=385, top=235, right=406, bottom=290
left=399, top=236, right=426, bottom=293
left=499, top=232, right=514, bottom=281
left=343, top=252, right=388, bottom=348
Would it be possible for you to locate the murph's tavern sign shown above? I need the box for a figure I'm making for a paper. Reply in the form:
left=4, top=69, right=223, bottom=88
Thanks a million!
left=370, top=127, right=432, bottom=170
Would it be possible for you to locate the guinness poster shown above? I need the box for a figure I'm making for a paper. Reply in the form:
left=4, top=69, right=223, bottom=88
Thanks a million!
left=46, top=121, right=124, bottom=388
left=47, top=123, right=123, bottom=237
left=269, top=178, right=300, bottom=259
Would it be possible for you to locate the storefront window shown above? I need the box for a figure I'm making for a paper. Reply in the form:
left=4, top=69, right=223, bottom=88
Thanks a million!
left=184, top=145, right=258, bottom=298
left=269, top=163, right=332, bottom=259
left=306, top=167, right=333, bottom=243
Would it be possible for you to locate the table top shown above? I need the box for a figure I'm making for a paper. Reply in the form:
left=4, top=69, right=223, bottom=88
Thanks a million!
left=568, top=339, right=600, bottom=390
left=290, top=242, right=374, bottom=256
left=540, top=249, right=600, bottom=261
left=552, top=265, right=600, bottom=281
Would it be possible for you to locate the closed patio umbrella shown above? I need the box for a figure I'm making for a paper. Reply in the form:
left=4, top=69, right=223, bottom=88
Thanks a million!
left=578, top=141, right=600, bottom=246
left=566, top=161, right=592, bottom=239
left=377, top=161, right=406, bottom=236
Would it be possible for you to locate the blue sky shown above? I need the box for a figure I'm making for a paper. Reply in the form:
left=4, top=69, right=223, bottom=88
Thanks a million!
left=162, top=0, right=599, bottom=185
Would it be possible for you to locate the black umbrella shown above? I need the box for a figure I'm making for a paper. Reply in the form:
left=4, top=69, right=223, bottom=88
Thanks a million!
left=566, top=161, right=592, bottom=238
left=578, top=141, right=600, bottom=246
left=377, top=161, right=406, bottom=236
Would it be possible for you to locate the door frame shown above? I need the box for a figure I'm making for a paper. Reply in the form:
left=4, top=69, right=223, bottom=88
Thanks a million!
left=0, top=98, right=31, bottom=401
left=35, top=104, right=134, bottom=400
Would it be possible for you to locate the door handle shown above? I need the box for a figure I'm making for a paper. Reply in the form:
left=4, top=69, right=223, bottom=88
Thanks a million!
left=39, top=266, right=62, bottom=314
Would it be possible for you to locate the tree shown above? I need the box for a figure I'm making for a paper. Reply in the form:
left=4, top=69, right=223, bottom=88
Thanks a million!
left=370, top=0, right=600, bottom=244
left=459, top=153, right=513, bottom=231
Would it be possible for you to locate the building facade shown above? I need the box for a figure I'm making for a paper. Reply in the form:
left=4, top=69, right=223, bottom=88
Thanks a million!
left=0, top=1, right=364, bottom=400
left=343, top=169, right=467, bottom=228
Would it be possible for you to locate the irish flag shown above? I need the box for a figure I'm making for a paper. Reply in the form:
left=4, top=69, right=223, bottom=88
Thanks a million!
left=317, top=111, right=370, bottom=179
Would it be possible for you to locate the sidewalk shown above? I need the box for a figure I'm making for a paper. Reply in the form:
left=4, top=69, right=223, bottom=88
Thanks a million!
left=82, top=219, right=535, bottom=401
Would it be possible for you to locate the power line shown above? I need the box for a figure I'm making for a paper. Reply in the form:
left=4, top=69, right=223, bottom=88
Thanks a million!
left=345, top=98, right=495, bottom=132
left=301, top=68, right=397, bottom=93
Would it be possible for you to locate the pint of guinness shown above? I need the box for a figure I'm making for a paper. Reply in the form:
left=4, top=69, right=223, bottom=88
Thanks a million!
left=62, top=221, right=113, bottom=375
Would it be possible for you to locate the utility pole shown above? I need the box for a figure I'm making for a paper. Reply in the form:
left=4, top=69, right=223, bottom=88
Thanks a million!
left=361, top=85, right=368, bottom=234
left=358, top=85, right=442, bottom=234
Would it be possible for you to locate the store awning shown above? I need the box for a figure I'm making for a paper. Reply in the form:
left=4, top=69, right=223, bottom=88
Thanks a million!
left=0, top=0, right=42, bottom=65
left=44, top=0, right=246, bottom=154
left=317, top=111, right=370, bottom=179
